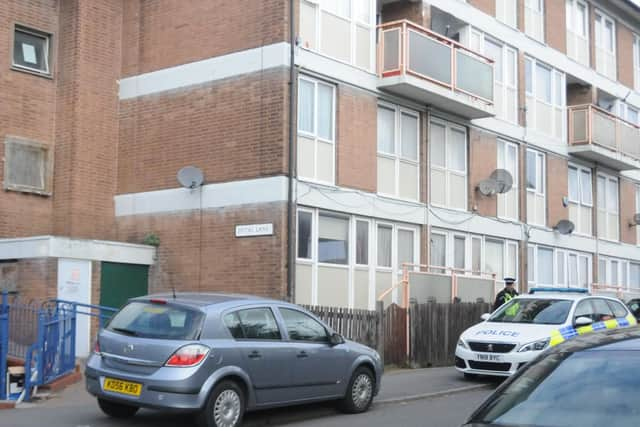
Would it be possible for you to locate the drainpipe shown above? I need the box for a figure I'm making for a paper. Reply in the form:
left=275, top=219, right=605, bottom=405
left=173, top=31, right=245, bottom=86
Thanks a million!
left=286, top=0, right=297, bottom=301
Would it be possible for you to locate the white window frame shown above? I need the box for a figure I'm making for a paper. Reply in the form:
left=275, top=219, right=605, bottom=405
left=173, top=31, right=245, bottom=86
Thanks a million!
left=297, top=76, right=336, bottom=185
left=429, top=118, right=468, bottom=211
left=595, top=10, right=617, bottom=80
left=377, top=102, right=420, bottom=201
left=496, top=0, right=517, bottom=28
left=467, top=30, right=518, bottom=124
left=568, top=164, right=593, bottom=236
left=528, top=244, right=592, bottom=289
left=299, top=0, right=376, bottom=72
left=597, top=172, right=619, bottom=242
left=354, top=218, right=371, bottom=267
left=525, top=56, right=566, bottom=141
left=296, top=208, right=315, bottom=262
left=12, top=25, right=51, bottom=75
left=497, top=140, right=519, bottom=221
left=566, top=0, right=590, bottom=66
left=637, top=184, right=640, bottom=246
left=634, top=34, right=640, bottom=92
left=599, top=256, right=632, bottom=289
left=526, top=149, right=546, bottom=227
left=524, top=0, right=544, bottom=43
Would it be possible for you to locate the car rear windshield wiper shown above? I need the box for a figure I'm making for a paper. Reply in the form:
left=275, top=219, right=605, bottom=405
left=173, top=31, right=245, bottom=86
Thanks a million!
left=111, top=327, right=139, bottom=336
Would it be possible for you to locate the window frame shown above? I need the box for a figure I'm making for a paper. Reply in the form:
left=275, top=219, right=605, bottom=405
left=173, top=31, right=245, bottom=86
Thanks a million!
left=278, top=307, right=330, bottom=343
left=297, top=76, right=337, bottom=185
left=297, top=208, right=315, bottom=262
left=528, top=244, right=592, bottom=289
left=3, top=136, right=53, bottom=196
left=496, top=0, right=517, bottom=28
left=12, top=25, right=51, bottom=76
left=594, top=9, right=617, bottom=79
left=567, top=163, right=593, bottom=236
left=317, top=211, right=350, bottom=266
left=634, top=34, right=640, bottom=92
left=526, top=149, right=546, bottom=226
left=376, top=102, right=420, bottom=201
left=355, top=218, right=370, bottom=267
left=524, top=56, right=566, bottom=140
left=524, top=0, right=545, bottom=43
left=224, top=307, right=283, bottom=341
left=497, top=139, right=519, bottom=221
left=429, top=118, right=468, bottom=211
left=596, top=172, right=619, bottom=242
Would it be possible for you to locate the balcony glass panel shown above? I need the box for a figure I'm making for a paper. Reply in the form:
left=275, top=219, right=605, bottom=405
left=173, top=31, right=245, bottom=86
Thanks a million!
left=407, top=29, right=451, bottom=85
left=591, top=109, right=616, bottom=150
left=618, top=121, right=640, bottom=159
left=571, top=108, right=588, bottom=142
left=382, top=29, right=400, bottom=72
left=456, top=50, right=493, bottom=101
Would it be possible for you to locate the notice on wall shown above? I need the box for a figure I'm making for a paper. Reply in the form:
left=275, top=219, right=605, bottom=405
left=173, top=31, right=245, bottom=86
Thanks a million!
left=235, top=223, right=274, bottom=238
left=57, top=259, right=92, bottom=357
left=22, top=43, right=37, bottom=64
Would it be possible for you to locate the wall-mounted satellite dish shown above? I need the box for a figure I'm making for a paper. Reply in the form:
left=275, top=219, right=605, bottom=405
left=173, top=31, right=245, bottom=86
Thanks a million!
left=630, top=213, right=640, bottom=226
left=490, top=169, right=513, bottom=194
left=478, top=179, right=497, bottom=196
left=554, top=219, right=575, bottom=235
left=177, top=166, right=204, bottom=189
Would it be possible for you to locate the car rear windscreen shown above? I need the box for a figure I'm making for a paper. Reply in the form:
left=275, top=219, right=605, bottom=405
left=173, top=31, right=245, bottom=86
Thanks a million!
left=107, top=301, right=204, bottom=340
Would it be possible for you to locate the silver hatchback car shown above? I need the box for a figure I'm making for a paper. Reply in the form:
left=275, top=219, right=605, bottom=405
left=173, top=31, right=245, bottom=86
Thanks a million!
left=85, top=293, right=383, bottom=427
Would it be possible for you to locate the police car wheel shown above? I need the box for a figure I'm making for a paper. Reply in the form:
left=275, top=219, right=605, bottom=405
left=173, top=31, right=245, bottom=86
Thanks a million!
left=463, top=373, right=478, bottom=380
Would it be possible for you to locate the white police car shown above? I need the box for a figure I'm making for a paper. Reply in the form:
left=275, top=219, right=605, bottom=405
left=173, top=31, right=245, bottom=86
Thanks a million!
left=455, top=288, right=637, bottom=377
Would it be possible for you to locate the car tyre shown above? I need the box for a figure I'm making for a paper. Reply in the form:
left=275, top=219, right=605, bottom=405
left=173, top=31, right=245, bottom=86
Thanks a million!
left=97, top=398, right=139, bottom=418
left=339, top=366, right=375, bottom=414
left=197, top=380, right=245, bottom=427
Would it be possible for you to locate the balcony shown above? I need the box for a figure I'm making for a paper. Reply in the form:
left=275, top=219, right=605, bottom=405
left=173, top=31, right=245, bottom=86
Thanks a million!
left=568, top=105, right=640, bottom=170
left=377, top=20, right=495, bottom=119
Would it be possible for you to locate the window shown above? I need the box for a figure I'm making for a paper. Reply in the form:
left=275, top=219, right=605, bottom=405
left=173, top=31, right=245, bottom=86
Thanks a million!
left=608, top=300, right=628, bottom=318
left=299, top=0, right=375, bottom=71
left=618, top=101, right=639, bottom=125
left=397, top=229, right=415, bottom=271
left=470, top=31, right=517, bottom=123
left=566, top=0, right=589, bottom=66
left=592, top=299, right=614, bottom=322
left=528, top=245, right=591, bottom=288
left=525, top=0, right=544, bottom=42
left=377, top=104, right=419, bottom=200
left=631, top=263, right=640, bottom=288
left=279, top=308, right=328, bottom=342
left=637, top=185, right=640, bottom=245
left=107, top=302, right=204, bottom=340
left=454, top=235, right=466, bottom=271
left=526, top=149, right=546, bottom=226
left=597, top=174, right=619, bottom=241
left=634, top=35, right=640, bottom=91
left=537, top=247, right=554, bottom=285
left=430, top=119, right=467, bottom=210
left=595, top=11, right=616, bottom=80
left=568, top=165, right=593, bottom=235
left=13, top=26, right=50, bottom=75
left=525, top=57, right=565, bottom=140
left=557, top=250, right=566, bottom=286
left=496, top=0, right=517, bottom=28
left=485, top=239, right=504, bottom=279
left=227, top=308, right=282, bottom=340
left=497, top=140, right=519, bottom=220
left=430, top=233, right=446, bottom=270
left=298, top=211, right=313, bottom=259
left=472, top=237, right=482, bottom=274
left=297, top=77, right=335, bottom=184
left=377, top=224, right=393, bottom=268
left=599, top=257, right=632, bottom=288
left=318, top=213, right=349, bottom=264
left=4, top=137, right=52, bottom=195
left=355, top=220, right=369, bottom=265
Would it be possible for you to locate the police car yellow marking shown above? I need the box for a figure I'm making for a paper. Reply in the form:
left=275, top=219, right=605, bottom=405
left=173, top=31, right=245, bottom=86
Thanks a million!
left=550, top=317, right=634, bottom=347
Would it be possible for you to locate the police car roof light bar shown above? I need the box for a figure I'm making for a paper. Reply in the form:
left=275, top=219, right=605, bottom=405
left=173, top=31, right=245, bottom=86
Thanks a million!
left=529, top=287, right=589, bottom=294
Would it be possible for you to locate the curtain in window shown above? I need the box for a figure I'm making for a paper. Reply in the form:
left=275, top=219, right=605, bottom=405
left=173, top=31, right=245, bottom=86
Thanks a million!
left=297, top=212, right=312, bottom=259
left=377, top=225, right=392, bottom=268
left=298, top=80, right=315, bottom=133
left=398, top=230, right=414, bottom=268
left=318, top=214, right=349, bottom=264
left=356, top=221, right=369, bottom=265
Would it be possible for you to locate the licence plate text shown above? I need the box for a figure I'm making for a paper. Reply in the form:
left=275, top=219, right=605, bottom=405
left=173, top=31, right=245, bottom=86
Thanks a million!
left=476, top=353, right=502, bottom=362
left=103, top=378, right=142, bottom=396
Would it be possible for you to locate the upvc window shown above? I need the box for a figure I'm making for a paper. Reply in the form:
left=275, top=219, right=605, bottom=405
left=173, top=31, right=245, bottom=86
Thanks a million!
left=299, top=0, right=375, bottom=71
left=568, top=165, right=593, bottom=235
left=524, top=0, right=544, bottom=42
left=631, top=263, right=640, bottom=288
left=597, top=173, right=619, bottom=241
left=618, top=101, right=640, bottom=125
left=297, top=77, right=336, bottom=184
left=496, top=0, right=517, bottom=28
left=595, top=10, right=617, bottom=80
left=537, top=246, right=554, bottom=285
left=566, top=0, right=589, bottom=66
left=634, top=35, right=640, bottom=92
left=526, top=149, right=546, bottom=226
left=430, top=119, right=467, bottom=210
left=355, top=220, right=369, bottom=266
left=318, top=212, right=349, bottom=265
left=637, top=185, right=640, bottom=245
left=525, top=57, right=565, bottom=140
left=297, top=210, right=313, bottom=260
left=13, top=26, right=50, bottom=75
left=377, top=104, right=420, bottom=201
left=600, top=257, right=630, bottom=287
left=528, top=245, right=591, bottom=288
left=469, top=31, right=517, bottom=124
left=497, top=140, right=519, bottom=220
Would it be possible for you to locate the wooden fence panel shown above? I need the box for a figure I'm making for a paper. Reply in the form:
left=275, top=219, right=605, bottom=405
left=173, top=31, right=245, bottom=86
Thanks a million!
left=384, top=303, right=407, bottom=366
left=410, top=302, right=491, bottom=367
left=304, top=305, right=381, bottom=352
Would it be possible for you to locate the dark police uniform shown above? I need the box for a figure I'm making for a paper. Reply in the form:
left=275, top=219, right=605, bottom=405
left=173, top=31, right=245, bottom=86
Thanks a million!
left=493, top=278, right=519, bottom=311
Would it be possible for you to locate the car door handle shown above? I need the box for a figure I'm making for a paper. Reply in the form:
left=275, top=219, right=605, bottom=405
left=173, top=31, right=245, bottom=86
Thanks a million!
left=296, top=351, right=308, bottom=359
left=248, top=351, right=262, bottom=359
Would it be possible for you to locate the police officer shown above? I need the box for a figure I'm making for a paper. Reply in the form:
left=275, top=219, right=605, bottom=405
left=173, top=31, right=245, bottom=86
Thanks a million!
left=493, top=277, right=518, bottom=311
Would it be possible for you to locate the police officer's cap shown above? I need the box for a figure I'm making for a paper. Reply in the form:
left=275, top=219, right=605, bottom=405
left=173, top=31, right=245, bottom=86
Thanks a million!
left=504, top=277, right=516, bottom=285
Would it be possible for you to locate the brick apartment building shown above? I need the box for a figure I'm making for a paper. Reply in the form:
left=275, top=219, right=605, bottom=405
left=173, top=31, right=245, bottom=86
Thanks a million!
left=2, top=0, right=640, bottom=353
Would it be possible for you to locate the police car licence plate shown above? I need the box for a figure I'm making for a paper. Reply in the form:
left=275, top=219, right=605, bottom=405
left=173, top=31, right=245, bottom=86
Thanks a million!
left=476, top=353, right=502, bottom=362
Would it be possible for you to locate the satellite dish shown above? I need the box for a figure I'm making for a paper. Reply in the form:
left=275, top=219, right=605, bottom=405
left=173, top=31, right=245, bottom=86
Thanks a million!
left=631, top=213, right=640, bottom=226
left=177, top=166, right=204, bottom=189
left=554, top=219, right=575, bottom=235
left=478, top=179, right=497, bottom=196
left=490, top=169, right=513, bottom=194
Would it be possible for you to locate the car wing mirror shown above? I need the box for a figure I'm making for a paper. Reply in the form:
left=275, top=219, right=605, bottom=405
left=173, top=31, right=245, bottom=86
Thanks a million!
left=574, top=316, right=593, bottom=327
left=329, top=332, right=344, bottom=346
left=480, top=313, right=491, bottom=321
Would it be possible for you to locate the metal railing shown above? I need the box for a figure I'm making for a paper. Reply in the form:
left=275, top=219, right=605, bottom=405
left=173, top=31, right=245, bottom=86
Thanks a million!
left=378, top=20, right=494, bottom=104
left=568, top=104, right=640, bottom=162
left=591, top=283, right=640, bottom=301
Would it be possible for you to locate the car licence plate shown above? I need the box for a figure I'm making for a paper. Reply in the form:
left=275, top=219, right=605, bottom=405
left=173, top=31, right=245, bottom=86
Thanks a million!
left=476, top=353, right=502, bottom=362
left=103, top=378, right=142, bottom=396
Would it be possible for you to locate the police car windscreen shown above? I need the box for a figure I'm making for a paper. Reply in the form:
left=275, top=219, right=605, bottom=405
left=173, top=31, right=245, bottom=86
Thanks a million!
left=489, top=299, right=572, bottom=325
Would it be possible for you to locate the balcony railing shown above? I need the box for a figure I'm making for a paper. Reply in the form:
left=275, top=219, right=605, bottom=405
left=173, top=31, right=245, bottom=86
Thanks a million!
left=378, top=20, right=494, bottom=106
left=568, top=104, right=640, bottom=170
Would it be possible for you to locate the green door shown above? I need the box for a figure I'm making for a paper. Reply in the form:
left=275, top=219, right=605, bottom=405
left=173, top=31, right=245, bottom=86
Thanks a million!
left=99, top=262, right=149, bottom=310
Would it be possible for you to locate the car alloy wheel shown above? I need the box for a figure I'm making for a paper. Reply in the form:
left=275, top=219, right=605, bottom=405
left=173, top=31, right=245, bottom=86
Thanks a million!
left=213, top=389, right=241, bottom=427
left=351, top=373, right=373, bottom=409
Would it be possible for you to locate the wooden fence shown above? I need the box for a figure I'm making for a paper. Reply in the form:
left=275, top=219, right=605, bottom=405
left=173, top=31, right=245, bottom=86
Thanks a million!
left=410, top=302, right=492, bottom=367
left=383, top=304, right=407, bottom=366
left=304, top=305, right=383, bottom=352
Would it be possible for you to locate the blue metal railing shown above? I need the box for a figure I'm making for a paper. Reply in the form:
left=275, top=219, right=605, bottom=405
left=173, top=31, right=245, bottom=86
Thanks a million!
left=0, top=292, right=9, bottom=400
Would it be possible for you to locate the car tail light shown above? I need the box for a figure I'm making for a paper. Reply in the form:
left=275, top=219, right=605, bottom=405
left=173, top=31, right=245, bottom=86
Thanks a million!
left=165, top=344, right=210, bottom=367
left=93, top=340, right=101, bottom=355
left=150, top=298, right=167, bottom=304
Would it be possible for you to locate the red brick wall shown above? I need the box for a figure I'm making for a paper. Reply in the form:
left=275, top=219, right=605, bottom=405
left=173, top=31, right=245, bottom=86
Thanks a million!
left=620, top=179, right=637, bottom=245
left=545, top=0, right=566, bottom=54
left=118, top=69, right=289, bottom=194
left=336, top=86, right=377, bottom=193
left=121, top=0, right=289, bottom=77
left=381, top=2, right=431, bottom=27
left=11, top=258, right=58, bottom=302
left=546, top=154, right=569, bottom=228
left=468, top=0, right=496, bottom=17
left=617, top=24, right=635, bottom=89
left=0, top=1, right=58, bottom=237
left=469, top=129, right=497, bottom=217
left=115, top=202, right=288, bottom=299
